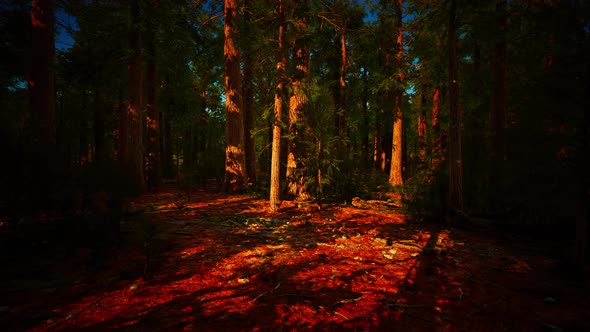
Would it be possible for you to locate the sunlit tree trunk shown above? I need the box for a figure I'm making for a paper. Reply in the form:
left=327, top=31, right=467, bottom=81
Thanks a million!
left=489, top=0, right=507, bottom=210
left=146, top=34, right=161, bottom=190
left=270, top=0, right=286, bottom=213
left=448, top=0, right=463, bottom=210
left=243, top=0, right=257, bottom=185
left=223, top=0, right=247, bottom=193
left=29, top=0, right=55, bottom=154
left=286, top=0, right=310, bottom=199
left=389, top=0, right=403, bottom=186
left=336, top=25, right=348, bottom=143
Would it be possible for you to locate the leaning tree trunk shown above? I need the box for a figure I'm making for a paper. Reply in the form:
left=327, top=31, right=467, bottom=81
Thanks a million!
left=389, top=0, right=404, bottom=186
left=270, top=0, right=286, bottom=213
left=448, top=0, right=463, bottom=211
left=223, top=0, right=247, bottom=193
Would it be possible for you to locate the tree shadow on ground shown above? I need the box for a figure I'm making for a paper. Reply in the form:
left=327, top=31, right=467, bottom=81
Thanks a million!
left=2, top=185, right=589, bottom=331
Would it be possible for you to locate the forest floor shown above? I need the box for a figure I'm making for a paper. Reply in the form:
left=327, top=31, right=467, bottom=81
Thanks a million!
left=1, top=183, right=589, bottom=331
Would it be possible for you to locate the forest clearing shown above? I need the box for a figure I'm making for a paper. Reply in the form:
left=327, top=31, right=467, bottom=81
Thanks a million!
left=1, top=183, right=589, bottom=331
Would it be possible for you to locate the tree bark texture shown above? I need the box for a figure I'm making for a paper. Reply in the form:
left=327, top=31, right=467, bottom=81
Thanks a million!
left=448, top=0, right=463, bottom=210
left=389, top=0, right=404, bottom=186
left=286, top=0, right=310, bottom=199
left=223, top=0, right=247, bottom=193
left=336, top=27, right=348, bottom=143
left=121, top=0, right=145, bottom=192
left=243, top=0, right=257, bottom=185
left=270, top=0, right=286, bottom=213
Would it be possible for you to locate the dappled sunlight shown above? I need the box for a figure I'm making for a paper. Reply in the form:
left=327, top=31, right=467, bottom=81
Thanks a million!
left=2, top=185, right=588, bottom=331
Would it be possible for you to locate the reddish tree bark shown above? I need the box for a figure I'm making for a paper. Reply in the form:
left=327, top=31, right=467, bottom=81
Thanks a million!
left=336, top=25, right=348, bottom=142
left=243, top=0, right=257, bottom=185
left=223, top=0, right=247, bottom=193
left=122, top=0, right=145, bottom=192
left=286, top=0, right=310, bottom=199
left=270, top=0, right=286, bottom=213
left=389, top=0, right=404, bottom=186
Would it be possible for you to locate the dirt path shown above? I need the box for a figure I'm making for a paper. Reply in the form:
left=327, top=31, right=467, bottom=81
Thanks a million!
left=1, top=184, right=588, bottom=331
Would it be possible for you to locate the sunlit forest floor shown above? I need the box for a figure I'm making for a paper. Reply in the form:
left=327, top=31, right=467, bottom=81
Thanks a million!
left=1, top=183, right=589, bottom=331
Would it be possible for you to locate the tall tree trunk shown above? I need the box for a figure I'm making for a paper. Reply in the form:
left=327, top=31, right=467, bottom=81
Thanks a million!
left=29, top=0, right=55, bottom=152
left=146, top=34, right=161, bottom=190
left=270, top=0, right=286, bottom=213
left=198, top=87, right=208, bottom=187
left=389, top=0, right=403, bottom=186
left=373, top=128, right=381, bottom=171
left=336, top=27, right=347, bottom=143
left=417, top=85, right=427, bottom=165
left=161, top=101, right=173, bottom=178
left=489, top=0, right=507, bottom=210
left=122, top=0, right=144, bottom=192
left=243, top=0, right=257, bottom=185
left=431, top=86, right=441, bottom=162
left=161, top=77, right=173, bottom=178
left=223, top=0, right=247, bottom=193
left=29, top=0, right=56, bottom=212
left=286, top=0, right=310, bottom=199
left=448, top=0, right=463, bottom=210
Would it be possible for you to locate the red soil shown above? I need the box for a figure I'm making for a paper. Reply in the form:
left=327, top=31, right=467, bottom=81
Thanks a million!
left=1, top=185, right=588, bottom=331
